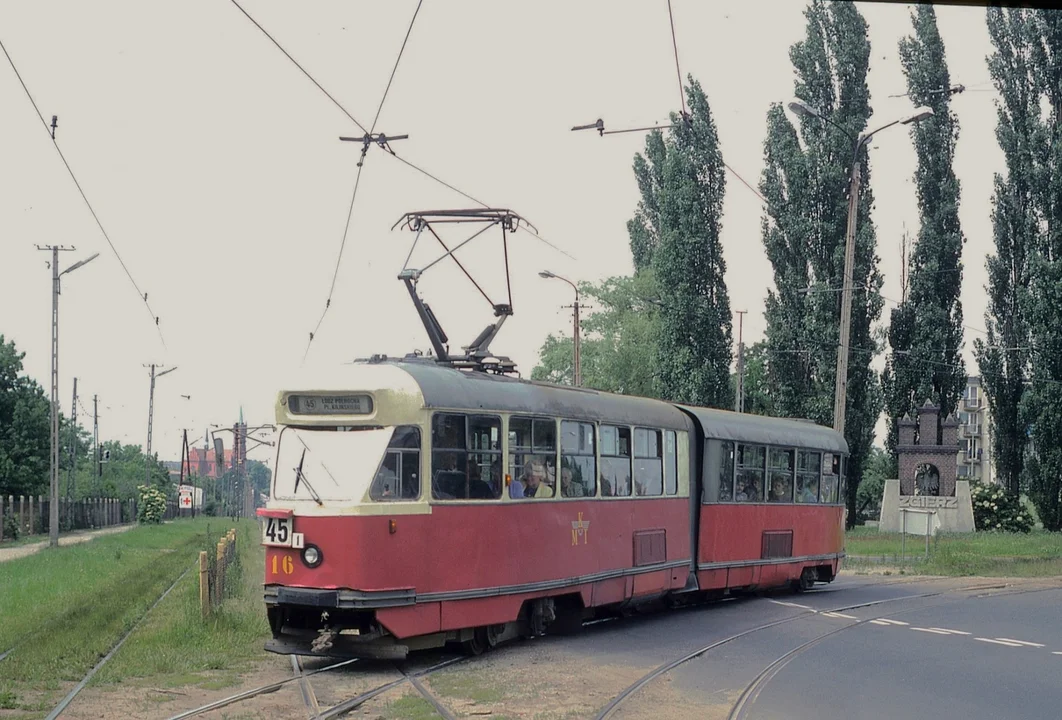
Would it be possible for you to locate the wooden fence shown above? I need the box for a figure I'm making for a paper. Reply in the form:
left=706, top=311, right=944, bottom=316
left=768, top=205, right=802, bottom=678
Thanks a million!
left=200, top=528, right=238, bottom=618
left=0, top=495, right=180, bottom=541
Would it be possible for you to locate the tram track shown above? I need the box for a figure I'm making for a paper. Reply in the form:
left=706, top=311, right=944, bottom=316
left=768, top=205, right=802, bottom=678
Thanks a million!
left=725, top=581, right=1062, bottom=720
left=43, top=563, right=194, bottom=720
left=291, top=655, right=321, bottom=718
left=593, top=579, right=1023, bottom=720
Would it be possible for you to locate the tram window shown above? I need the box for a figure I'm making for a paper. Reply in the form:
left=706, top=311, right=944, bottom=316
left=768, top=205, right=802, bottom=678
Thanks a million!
left=767, top=449, right=794, bottom=503
left=702, top=439, right=733, bottom=503
left=664, top=430, right=678, bottom=496
left=735, top=445, right=765, bottom=502
left=369, top=426, right=422, bottom=501
left=600, top=425, right=632, bottom=496
left=633, top=428, right=663, bottom=496
left=820, top=452, right=838, bottom=504
left=560, top=420, right=595, bottom=497
left=509, top=416, right=557, bottom=499
left=839, top=455, right=848, bottom=504
left=431, top=414, right=502, bottom=500
left=795, top=450, right=821, bottom=503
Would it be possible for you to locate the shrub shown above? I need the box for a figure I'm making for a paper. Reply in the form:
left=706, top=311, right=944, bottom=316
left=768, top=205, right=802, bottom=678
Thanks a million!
left=136, top=484, right=167, bottom=524
left=970, top=480, right=1033, bottom=533
left=2, top=509, right=19, bottom=540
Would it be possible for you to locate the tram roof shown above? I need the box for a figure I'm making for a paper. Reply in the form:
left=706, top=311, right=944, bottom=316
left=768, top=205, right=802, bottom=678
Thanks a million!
left=678, top=404, right=849, bottom=454
left=387, top=359, right=691, bottom=430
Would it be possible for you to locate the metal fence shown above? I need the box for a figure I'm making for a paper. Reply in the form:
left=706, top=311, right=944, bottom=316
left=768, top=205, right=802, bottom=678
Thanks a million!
left=0, top=494, right=180, bottom=541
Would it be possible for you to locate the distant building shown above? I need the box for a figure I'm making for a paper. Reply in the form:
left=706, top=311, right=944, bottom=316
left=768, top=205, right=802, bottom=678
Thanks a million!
left=164, top=447, right=235, bottom=482
left=956, top=376, right=993, bottom=485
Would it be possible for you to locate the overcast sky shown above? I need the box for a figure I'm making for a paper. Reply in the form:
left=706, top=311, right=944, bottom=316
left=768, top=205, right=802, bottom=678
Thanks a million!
left=0, top=1, right=1002, bottom=467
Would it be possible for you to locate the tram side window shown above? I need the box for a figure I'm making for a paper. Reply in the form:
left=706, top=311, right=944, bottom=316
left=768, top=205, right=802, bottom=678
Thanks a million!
left=370, top=426, right=421, bottom=501
left=431, top=413, right=502, bottom=500
left=703, top=440, right=734, bottom=503
left=600, top=425, right=632, bottom=496
left=664, top=430, right=678, bottom=496
left=767, top=449, right=794, bottom=503
left=795, top=450, right=821, bottom=503
left=820, top=453, right=839, bottom=504
left=509, top=416, right=556, bottom=499
left=839, top=455, right=847, bottom=505
left=633, top=428, right=663, bottom=496
left=561, top=420, right=596, bottom=497
left=735, top=445, right=765, bottom=502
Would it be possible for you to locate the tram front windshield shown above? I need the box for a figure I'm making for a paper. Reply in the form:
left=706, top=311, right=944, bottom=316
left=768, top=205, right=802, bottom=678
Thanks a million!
left=273, top=426, right=393, bottom=502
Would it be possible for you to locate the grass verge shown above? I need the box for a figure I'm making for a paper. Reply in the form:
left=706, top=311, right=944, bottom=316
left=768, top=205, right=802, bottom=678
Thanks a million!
left=93, top=517, right=270, bottom=689
left=0, top=517, right=261, bottom=717
left=845, top=527, right=1062, bottom=576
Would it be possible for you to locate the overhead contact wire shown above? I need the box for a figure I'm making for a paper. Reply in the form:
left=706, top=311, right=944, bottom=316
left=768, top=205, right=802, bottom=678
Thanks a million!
left=0, top=35, right=166, bottom=348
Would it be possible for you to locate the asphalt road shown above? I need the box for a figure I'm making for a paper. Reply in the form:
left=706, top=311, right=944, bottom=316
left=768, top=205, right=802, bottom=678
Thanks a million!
left=566, top=574, right=1062, bottom=720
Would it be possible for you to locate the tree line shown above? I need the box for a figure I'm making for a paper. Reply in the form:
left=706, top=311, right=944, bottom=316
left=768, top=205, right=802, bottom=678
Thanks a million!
left=533, top=3, right=1062, bottom=530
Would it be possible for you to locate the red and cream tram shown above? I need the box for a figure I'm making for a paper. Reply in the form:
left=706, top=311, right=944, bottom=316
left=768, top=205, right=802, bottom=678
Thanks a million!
left=258, top=357, right=847, bottom=658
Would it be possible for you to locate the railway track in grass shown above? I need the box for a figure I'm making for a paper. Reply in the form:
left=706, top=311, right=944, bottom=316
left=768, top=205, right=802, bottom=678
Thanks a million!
left=43, top=563, right=194, bottom=720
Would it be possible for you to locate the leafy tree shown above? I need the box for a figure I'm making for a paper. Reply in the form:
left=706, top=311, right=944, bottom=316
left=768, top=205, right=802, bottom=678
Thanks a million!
left=975, top=8, right=1038, bottom=500
left=855, top=446, right=891, bottom=523
left=759, top=0, right=884, bottom=526
left=531, top=272, right=662, bottom=398
left=1020, top=9, right=1062, bottom=529
left=731, top=341, right=774, bottom=416
left=248, top=459, right=271, bottom=505
left=627, top=78, right=733, bottom=409
left=0, top=336, right=50, bottom=498
left=882, top=5, right=966, bottom=451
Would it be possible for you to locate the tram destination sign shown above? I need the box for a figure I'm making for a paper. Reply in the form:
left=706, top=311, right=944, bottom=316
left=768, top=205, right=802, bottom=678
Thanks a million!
left=288, top=393, right=374, bottom=415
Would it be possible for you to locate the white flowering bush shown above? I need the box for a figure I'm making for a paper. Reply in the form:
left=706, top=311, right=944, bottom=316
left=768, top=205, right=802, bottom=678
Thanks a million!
left=970, top=480, right=1032, bottom=533
left=137, top=484, right=167, bottom=524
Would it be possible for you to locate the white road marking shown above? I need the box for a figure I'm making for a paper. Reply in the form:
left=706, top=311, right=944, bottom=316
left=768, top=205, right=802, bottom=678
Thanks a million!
left=821, top=612, right=857, bottom=619
left=929, top=628, right=972, bottom=635
left=768, top=600, right=816, bottom=612
left=910, top=627, right=952, bottom=635
left=869, top=620, right=892, bottom=626
left=1052, top=652, right=1062, bottom=656
left=995, top=638, right=1045, bottom=648
left=975, top=638, right=1025, bottom=647
left=874, top=619, right=909, bottom=626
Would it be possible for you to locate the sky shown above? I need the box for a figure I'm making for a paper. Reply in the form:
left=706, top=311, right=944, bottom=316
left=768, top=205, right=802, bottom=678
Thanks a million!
left=0, top=1, right=1004, bottom=469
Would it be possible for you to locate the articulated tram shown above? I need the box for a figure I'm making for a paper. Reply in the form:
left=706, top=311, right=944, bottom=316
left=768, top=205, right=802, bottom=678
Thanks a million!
left=258, top=356, right=847, bottom=659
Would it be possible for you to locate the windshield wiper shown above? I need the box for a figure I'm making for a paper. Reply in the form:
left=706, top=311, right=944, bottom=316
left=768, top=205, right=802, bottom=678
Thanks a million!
left=292, top=447, right=323, bottom=505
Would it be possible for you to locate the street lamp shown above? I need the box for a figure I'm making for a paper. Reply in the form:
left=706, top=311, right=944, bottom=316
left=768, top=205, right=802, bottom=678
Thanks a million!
left=44, top=250, right=98, bottom=548
left=539, top=270, right=582, bottom=387
left=787, top=99, right=933, bottom=435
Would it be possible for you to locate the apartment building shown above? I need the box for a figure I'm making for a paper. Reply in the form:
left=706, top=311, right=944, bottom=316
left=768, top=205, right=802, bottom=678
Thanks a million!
left=956, top=376, right=993, bottom=485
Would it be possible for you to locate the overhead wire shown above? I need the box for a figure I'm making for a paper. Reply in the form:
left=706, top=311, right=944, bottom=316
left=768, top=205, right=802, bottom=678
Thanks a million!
left=0, top=35, right=166, bottom=349
left=666, top=0, right=687, bottom=118
left=369, top=0, right=424, bottom=134
left=228, top=0, right=368, bottom=133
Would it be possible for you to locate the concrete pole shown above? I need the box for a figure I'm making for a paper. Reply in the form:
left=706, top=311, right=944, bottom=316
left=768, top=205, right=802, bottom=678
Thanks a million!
left=573, top=292, right=581, bottom=388
left=735, top=310, right=747, bottom=413
left=145, top=364, right=156, bottom=485
left=49, top=246, right=60, bottom=548
left=833, top=157, right=862, bottom=435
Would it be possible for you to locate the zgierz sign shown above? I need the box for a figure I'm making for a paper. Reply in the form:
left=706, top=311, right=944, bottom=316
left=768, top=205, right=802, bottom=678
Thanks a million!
left=899, top=496, right=958, bottom=509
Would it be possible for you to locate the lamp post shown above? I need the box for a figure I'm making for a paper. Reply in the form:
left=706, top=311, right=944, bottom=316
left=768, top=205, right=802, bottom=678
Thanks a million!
left=43, top=249, right=98, bottom=548
left=786, top=100, right=933, bottom=435
left=539, top=270, right=581, bottom=387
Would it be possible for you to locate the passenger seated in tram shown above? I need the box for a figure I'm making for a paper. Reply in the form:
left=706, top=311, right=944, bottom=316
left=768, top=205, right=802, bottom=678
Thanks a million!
left=520, top=458, right=552, bottom=498
left=768, top=476, right=791, bottom=502
left=718, top=476, right=733, bottom=502
left=467, top=463, right=495, bottom=499
left=560, top=466, right=584, bottom=497
left=796, top=477, right=817, bottom=503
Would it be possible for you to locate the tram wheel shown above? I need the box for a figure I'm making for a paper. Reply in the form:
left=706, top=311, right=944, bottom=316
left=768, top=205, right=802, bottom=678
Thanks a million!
left=485, top=624, right=502, bottom=649
left=462, top=627, right=489, bottom=656
left=792, top=568, right=816, bottom=593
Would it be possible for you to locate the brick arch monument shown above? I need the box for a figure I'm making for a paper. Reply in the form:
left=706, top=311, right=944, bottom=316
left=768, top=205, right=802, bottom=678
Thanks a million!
left=879, top=400, right=976, bottom=533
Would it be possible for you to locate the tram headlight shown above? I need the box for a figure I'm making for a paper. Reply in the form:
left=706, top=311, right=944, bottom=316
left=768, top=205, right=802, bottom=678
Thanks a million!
left=301, top=544, right=322, bottom=568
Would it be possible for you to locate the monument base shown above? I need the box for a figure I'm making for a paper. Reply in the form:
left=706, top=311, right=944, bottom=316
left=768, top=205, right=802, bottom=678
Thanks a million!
left=878, top=479, right=975, bottom=533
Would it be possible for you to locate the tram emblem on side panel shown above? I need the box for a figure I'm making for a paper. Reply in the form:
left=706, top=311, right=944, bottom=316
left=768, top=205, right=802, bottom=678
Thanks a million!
left=571, top=512, right=590, bottom=546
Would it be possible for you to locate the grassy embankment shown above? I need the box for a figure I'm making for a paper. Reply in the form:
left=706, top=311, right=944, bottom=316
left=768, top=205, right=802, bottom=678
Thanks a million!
left=844, top=526, right=1062, bottom=576
left=0, top=517, right=269, bottom=718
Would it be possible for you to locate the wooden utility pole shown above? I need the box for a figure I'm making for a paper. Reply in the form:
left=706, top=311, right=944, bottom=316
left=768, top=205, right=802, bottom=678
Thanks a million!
left=735, top=310, right=747, bottom=413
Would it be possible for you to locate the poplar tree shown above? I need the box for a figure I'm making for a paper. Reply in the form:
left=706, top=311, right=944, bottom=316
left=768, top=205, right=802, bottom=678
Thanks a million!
left=759, top=0, right=883, bottom=524
left=627, top=77, right=734, bottom=409
left=882, top=5, right=966, bottom=449
left=974, top=8, right=1038, bottom=499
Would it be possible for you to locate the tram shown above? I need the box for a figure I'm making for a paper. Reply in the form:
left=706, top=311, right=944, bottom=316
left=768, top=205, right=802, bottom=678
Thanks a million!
left=257, top=356, right=847, bottom=659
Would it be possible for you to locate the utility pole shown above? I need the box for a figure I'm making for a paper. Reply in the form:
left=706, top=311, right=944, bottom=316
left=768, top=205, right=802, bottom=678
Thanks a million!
left=67, top=377, right=78, bottom=527
left=93, top=395, right=100, bottom=492
left=39, top=245, right=73, bottom=548
left=538, top=270, right=582, bottom=387
left=833, top=159, right=861, bottom=435
left=143, top=364, right=177, bottom=486
left=734, top=310, right=747, bottom=413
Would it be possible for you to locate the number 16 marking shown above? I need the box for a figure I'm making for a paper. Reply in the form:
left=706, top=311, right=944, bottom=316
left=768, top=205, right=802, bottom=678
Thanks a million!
left=271, top=555, right=294, bottom=575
